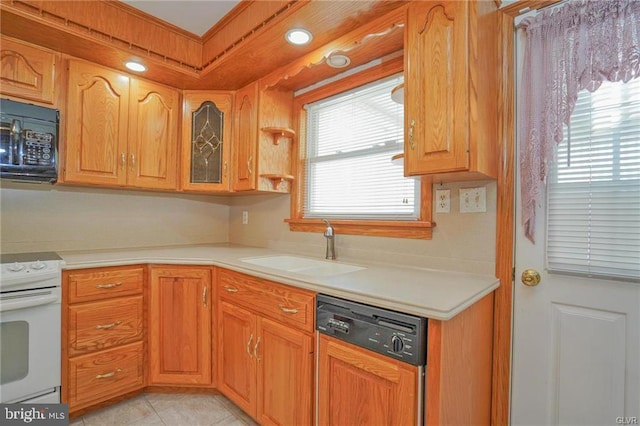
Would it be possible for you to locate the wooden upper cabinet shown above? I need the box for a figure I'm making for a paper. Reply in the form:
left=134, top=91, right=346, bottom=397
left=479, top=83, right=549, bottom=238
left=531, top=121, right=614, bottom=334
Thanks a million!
left=65, top=60, right=130, bottom=186
left=232, top=80, right=295, bottom=193
left=181, top=91, right=233, bottom=192
left=148, top=266, right=212, bottom=386
left=233, top=82, right=259, bottom=192
left=128, top=79, right=180, bottom=190
left=0, top=37, right=56, bottom=105
left=64, top=60, right=180, bottom=190
left=404, top=0, right=498, bottom=180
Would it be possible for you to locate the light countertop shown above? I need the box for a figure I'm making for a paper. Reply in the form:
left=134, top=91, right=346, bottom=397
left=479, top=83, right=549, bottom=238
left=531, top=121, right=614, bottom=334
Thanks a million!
left=59, top=243, right=499, bottom=321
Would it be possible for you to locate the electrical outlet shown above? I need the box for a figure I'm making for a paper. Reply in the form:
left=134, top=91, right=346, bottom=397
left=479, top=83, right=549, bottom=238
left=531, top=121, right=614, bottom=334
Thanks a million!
left=459, top=187, right=487, bottom=213
left=242, top=211, right=249, bottom=225
left=435, top=189, right=450, bottom=213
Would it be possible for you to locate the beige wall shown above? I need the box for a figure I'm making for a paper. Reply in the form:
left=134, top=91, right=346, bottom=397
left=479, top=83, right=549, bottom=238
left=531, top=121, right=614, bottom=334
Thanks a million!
left=229, top=181, right=497, bottom=275
left=0, top=183, right=231, bottom=253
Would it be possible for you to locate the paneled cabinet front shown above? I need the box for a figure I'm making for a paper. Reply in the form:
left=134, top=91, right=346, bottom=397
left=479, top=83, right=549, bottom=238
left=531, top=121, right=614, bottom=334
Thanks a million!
left=62, top=265, right=146, bottom=414
left=64, top=60, right=179, bottom=190
left=0, top=37, right=56, bottom=105
left=404, top=0, right=498, bottom=180
left=148, top=266, right=213, bottom=386
left=181, top=92, right=233, bottom=192
left=217, top=269, right=314, bottom=425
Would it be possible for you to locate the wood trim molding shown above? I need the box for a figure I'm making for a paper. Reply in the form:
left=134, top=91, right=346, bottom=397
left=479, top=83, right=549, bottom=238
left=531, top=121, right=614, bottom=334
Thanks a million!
left=500, top=0, right=562, bottom=16
left=286, top=55, right=433, bottom=240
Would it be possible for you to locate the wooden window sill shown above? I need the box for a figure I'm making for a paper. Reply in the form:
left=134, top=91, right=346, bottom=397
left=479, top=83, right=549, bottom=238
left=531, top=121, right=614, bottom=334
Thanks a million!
left=285, top=218, right=434, bottom=239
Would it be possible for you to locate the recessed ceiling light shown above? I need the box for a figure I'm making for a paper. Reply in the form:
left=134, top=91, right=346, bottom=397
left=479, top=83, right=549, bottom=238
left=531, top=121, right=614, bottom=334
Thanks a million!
left=286, top=28, right=313, bottom=45
left=125, top=61, right=147, bottom=72
left=327, top=54, right=351, bottom=68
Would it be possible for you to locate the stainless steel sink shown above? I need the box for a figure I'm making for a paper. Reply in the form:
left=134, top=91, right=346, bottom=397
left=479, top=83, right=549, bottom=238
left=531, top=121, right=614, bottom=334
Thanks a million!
left=239, top=255, right=365, bottom=277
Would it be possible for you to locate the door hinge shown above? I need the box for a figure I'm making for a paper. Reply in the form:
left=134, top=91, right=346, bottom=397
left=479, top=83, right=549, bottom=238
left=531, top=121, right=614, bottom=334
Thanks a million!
left=512, top=267, right=516, bottom=281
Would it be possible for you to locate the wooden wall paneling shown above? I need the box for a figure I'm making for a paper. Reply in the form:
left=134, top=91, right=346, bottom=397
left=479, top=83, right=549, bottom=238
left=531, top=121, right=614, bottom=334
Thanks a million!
left=0, top=5, right=201, bottom=90
left=19, top=1, right=202, bottom=67
left=201, top=1, right=291, bottom=62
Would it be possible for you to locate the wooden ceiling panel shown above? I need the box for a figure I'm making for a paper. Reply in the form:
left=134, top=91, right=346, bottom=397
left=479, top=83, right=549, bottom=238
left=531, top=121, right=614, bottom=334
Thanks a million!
left=0, top=0, right=408, bottom=90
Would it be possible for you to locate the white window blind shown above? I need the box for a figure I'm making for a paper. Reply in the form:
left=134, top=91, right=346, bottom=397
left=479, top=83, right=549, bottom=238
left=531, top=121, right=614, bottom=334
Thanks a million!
left=304, top=75, right=418, bottom=220
left=547, top=78, right=640, bottom=280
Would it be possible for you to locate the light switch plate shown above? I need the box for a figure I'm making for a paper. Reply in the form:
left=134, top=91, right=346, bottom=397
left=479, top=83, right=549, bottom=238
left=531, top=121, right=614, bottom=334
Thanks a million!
left=459, top=187, right=486, bottom=213
left=435, top=189, right=450, bottom=213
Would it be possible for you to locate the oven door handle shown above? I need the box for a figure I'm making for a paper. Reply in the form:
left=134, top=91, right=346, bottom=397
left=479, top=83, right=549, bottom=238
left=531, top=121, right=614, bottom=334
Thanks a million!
left=0, top=293, right=59, bottom=312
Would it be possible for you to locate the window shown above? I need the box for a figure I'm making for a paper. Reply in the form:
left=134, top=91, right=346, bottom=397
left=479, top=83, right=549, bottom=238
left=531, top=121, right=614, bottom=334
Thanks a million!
left=304, top=75, right=417, bottom=220
left=547, top=78, right=640, bottom=280
left=286, top=58, right=433, bottom=239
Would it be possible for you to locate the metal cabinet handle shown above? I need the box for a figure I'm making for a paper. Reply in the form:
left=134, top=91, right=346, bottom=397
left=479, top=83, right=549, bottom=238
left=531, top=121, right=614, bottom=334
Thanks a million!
left=130, top=153, right=136, bottom=172
left=253, top=336, right=261, bottom=362
left=278, top=304, right=298, bottom=314
left=224, top=286, right=238, bottom=293
left=408, top=119, right=416, bottom=150
left=223, top=160, right=228, bottom=178
left=96, top=368, right=122, bottom=379
left=246, top=334, right=254, bottom=358
left=96, top=321, right=122, bottom=330
left=202, top=286, right=208, bottom=307
left=247, top=155, right=253, bottom=175
left=121, top=152, right=126, bottom=171
left=96, top=283, right=122, bottom=289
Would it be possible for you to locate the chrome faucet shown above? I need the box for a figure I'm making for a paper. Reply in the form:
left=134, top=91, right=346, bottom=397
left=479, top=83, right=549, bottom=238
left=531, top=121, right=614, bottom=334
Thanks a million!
left=322, top=219, right=336, bottom=260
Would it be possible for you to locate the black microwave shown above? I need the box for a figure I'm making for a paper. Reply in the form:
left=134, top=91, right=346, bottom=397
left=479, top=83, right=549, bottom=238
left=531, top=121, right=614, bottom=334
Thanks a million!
left=0, top=98, right=59, bottom=183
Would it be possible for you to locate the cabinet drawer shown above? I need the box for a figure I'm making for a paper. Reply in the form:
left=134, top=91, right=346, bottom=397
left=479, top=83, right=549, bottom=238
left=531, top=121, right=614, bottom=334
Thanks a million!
left=218, top=269, right=315, bottom=333
left=66, top=266, right=144, bottom=303
left=67, top=341, right=144, bottom=410
left=68, top=296, right=143, bottom=357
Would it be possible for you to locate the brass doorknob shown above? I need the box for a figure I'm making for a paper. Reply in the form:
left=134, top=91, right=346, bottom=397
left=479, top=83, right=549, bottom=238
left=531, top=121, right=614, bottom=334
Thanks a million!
left=521, top=269, right=541, bottom=287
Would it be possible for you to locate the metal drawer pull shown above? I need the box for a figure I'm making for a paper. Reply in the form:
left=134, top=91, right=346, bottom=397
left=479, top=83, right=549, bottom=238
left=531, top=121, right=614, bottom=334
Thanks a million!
left=246, top=334, right=254, bottom=358
left=278, top=305, right=298, bottom=314
left=253, top=337, right=261, bottom=362
left=96, top=368, right=122, bottom=379
left=121, top=152, right=126, bottom=171
left=96, top=321, right=122, bottom=330
left=202, top=286, right=208, bottom=307
left=96, top=283, right=122, bottom=289
left=247, top=156, right=253, bottom=175
left=225, top=286, right=238, bottom=293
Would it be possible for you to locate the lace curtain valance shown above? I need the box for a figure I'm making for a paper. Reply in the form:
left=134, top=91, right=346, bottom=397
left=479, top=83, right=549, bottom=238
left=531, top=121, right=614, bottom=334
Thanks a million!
left=518, top=0, right=640, bottom=242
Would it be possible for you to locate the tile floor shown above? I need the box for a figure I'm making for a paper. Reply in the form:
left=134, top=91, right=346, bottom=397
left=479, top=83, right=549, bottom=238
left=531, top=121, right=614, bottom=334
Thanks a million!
left=69, top=393, right=258, bottom=426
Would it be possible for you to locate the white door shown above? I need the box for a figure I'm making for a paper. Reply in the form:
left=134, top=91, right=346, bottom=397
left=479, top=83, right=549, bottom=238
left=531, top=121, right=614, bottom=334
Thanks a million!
left=511, top=26, right=640, bottom=426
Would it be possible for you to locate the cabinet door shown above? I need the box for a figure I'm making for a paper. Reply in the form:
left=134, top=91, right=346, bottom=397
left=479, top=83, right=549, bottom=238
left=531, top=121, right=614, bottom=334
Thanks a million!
left=181, top=92, right=233, bottom=192
left=65, top=60, right=129, bottom=186
left=404, top=1, right=469, bottom=176
left=318, top=334, right=418, bottom=426
left=127, top=79, right=179, bottom=190
left=256, top=317, right=313, bottom=426
left=233, top=82, right=258, bottom=191
left=0, top=37, right=55, bottom=104
left=149, top=266, right=212, bottom=385
left=218, top=301, right=257, bottom=417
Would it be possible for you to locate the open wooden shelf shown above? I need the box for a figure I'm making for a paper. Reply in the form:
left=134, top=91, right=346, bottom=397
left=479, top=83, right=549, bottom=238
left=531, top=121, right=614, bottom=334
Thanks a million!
left=261, top=127, right=296, bottom=145
left=260, top=174, right=294, bottom=190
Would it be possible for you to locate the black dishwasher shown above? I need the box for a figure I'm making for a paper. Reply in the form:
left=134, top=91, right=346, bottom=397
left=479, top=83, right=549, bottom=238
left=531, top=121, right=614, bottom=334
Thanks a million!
left=316, top=294, right=427, bottom=365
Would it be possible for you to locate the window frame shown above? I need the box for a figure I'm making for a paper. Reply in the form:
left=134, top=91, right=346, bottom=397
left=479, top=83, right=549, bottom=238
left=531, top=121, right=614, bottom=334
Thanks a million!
left=286, top=56, right=434, bottom=239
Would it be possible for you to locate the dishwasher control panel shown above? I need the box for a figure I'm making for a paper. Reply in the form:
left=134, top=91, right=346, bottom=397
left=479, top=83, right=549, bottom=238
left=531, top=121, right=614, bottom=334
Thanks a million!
left=316, top=294, right=427, bottom=366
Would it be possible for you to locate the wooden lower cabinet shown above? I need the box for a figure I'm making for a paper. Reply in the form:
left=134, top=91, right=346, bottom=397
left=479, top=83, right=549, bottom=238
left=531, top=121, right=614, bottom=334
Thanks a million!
left=217, top=269, right=314, bottom=425
left=62, top=265, right=146, bottom=414
left=148, top=266, right=213, bottom=386
left=318, top=334, right=419, bottom=426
